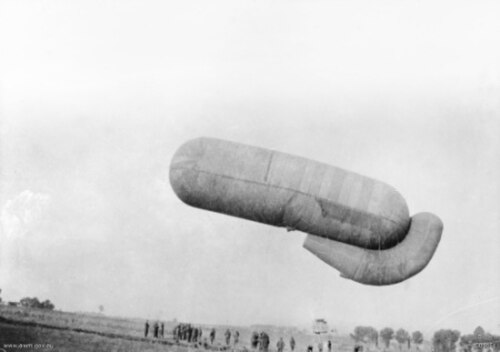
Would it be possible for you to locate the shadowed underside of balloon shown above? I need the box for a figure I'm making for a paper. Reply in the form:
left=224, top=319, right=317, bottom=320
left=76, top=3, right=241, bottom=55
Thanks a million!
left=169, top=137, right=443, bottom=286
left=303, top=212, right=443, bottom=285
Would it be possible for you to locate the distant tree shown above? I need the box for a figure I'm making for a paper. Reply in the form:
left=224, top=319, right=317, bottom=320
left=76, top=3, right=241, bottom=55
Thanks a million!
left=352, top=326, right=378, bottom=344
left=19, top=297, right=54, bottom=310
left=461, top=327, right=500, bottom=352
left=40, top=300, right=55, bottom=310
left=381, top=328, right=395, bottom=349
left=351, top=326, right=365, bottom=342
left=474, top=327, right=485, bottom=338
left=433, top=330, right=460, bottom=352
left=412, top=331, right=424, bottom=350
left=492, top=334, right=500, bottom=352
left=395, top=329, right=410, bottom=350
left=20, top=297, right=40, bottom=308
left=371, top=329, right=380, bottom=347
left=473, top=327, right=486, bottom=352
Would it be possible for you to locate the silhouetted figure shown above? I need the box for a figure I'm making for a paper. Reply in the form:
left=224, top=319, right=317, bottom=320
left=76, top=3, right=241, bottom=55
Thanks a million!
left=145, top=321, right=150, bottom=338
left=225, top=329, right=232, bottom=346
left=307, top=345, right=313, bottom=352
left=210, top=328, right=216, bottom=344
left=188, top=325, right=193, bottom=342
left=260, top=332, right=270, bottom=352
left=319, top=342, right=323, bottom=352
left=154, top=321, right=159, bottom=338
left=277, top=337, right=285, bottom=352
left=174, top=325, right=180, bottom=342
left=193, top=327, right=199, bottom=343
left=160, top=322, right=165, bottom=338
left=251, top=331, right=260, bottom=349
left=290, top=337, right=296, bottom=351
left=234, top=331, right=240, bottom=345
left=328, top=340, right=332, bottom=352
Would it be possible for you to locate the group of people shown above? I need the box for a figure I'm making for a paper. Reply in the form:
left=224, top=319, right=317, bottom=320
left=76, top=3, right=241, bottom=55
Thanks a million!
left=173, top=323, right=204, bottom=343
left=251, top=331, right=297, bottom=352
left=207, top=328, right=241, bottom=346
left=144, top=320, right=165, bottom=339
left=144, top=320, right=334, bottom=352
left=307, top=340, right=333, bottom=352
left=222, top=329, right=240, bottom=346
left=251, top=331, right=270, bottom=351
left=275, top=335, right=297, bottom=352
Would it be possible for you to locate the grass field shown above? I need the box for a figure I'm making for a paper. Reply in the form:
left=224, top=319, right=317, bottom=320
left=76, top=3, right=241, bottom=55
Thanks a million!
left=0, top=321, right=189, bottom=352
left=0, top=305, right=430, bottom=352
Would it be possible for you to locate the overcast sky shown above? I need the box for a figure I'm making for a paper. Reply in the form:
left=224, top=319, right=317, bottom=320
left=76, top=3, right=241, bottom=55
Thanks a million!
left=1, top=0, right=499, bottom=337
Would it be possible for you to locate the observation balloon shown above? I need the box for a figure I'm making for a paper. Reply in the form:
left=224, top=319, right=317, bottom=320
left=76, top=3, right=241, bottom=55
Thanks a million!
left=169, top=137, right=443, bottom=285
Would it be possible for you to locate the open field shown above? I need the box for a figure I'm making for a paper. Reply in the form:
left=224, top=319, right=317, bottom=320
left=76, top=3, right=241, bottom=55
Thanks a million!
left=0, top=306, right=430, bottom=352
left=0, top=321, right=188, bottom=352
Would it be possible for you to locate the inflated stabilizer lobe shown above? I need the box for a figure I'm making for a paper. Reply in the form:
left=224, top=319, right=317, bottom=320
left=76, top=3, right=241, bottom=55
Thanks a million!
left=303, top=212, right=443, bottom=285
left=170, top=137, right=410, bottom=250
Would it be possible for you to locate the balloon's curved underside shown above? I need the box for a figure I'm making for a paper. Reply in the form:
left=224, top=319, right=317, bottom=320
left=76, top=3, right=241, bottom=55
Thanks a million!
left=170, top=137, right=443, bottom=286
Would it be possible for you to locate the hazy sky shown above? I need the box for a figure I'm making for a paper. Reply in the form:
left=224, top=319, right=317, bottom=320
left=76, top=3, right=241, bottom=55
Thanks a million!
left=1, top=0, right=499, bottom=337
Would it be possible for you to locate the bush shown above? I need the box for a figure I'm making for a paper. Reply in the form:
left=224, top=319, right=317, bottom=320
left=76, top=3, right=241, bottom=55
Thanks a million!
left=19, top=297, right=55, bottom=310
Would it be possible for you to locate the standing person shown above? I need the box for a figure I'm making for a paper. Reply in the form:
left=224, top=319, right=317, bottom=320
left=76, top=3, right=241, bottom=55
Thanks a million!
left=234, top=331, right=240, bottom=345
left=210, top=328, right=216, bottom=345
left=260, top=332, right=270, bottom=352
left=277, top=337, right=285, bottom=352
left=144, top=320, right=150, bottom=338
left=318, top=342, right=323, bottom=352
left=160, top=322, right=165, bottom=338
left=174, top=325, right=180, bottom=343
left=154, top=321, right=159, bottom=338
left=193, top=327, right=199, bottom=343
left=259, top=332, right=265, bottom=351
left=290, top=337, right=296, bottom=351
left=252, top=331, right=260, bottom=350
left=225, top=329, right=232, bottom=346
left=328, top=340, right=332, bottom=352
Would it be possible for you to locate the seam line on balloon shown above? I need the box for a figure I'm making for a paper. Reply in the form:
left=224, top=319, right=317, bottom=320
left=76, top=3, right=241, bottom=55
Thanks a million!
left=172, top=166, right=402, bottom=228
left=263, top=152, right=274, bottom=183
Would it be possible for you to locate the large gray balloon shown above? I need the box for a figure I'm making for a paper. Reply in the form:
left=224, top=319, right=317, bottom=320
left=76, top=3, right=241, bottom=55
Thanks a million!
left=170, top=137, right=443, bottom=285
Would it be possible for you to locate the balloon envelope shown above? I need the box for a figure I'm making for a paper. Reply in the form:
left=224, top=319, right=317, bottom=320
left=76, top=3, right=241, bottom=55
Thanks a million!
left=170, top=137, right=410, bottom=250
left=169, top=137, right=443, bottom=285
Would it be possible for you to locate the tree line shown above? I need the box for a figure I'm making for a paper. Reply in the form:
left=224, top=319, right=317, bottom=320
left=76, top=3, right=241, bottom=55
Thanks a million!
left=351, top=326, right=500, bottom=352
left=0, top=290, right=55, bottom=310
left=18, top=297, right=55, bottom=310
left=351, top=326, right=423, bottom=350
